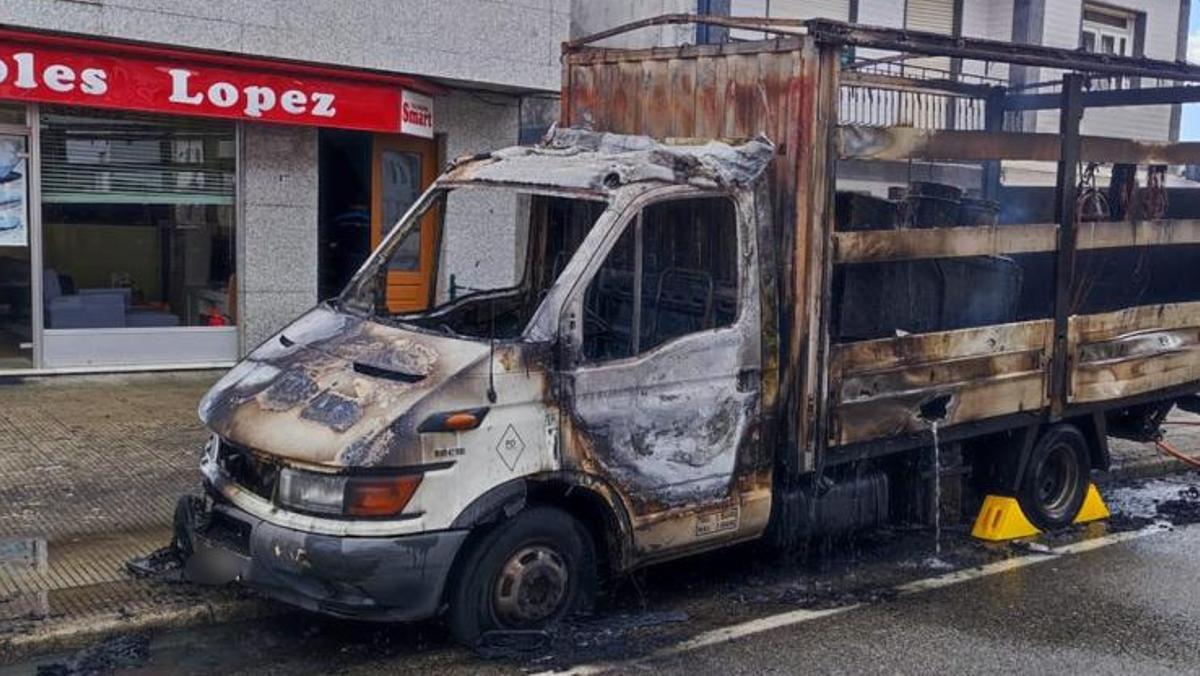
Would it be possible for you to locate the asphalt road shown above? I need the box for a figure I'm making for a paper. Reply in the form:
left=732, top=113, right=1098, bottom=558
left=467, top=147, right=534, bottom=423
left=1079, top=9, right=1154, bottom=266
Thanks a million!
left=645, top=524, right=1200, bottom=675
left=10, top=472, right=1200, bottom=676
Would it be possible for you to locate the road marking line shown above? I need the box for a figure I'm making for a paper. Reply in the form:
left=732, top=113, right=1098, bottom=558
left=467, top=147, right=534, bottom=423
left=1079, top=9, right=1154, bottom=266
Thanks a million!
left=1051, top=522, right=1170, bottom=555
left=537, top=605, right=858, bottom=676
left=535, top=523, right=1173, bottom=676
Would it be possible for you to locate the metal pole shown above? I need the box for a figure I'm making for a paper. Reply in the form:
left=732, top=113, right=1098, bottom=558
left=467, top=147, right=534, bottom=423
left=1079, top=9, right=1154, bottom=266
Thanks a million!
left=982, top=86, right=1006, bottom=201
left=1050, top=73, right=1085, bottom=417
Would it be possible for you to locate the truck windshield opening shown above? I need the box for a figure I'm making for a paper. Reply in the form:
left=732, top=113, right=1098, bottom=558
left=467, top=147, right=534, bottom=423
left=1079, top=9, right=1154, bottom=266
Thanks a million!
left=341, top=185, right=606, bottom=340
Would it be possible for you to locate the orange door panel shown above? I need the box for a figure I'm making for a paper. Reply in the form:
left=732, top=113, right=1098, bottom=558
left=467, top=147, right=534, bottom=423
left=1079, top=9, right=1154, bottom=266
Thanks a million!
left=371, top=134, right=438, bottom=313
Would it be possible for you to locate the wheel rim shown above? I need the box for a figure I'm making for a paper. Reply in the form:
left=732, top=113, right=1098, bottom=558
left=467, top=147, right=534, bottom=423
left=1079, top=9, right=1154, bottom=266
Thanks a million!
left=492, top=545, right=570, bottom=627
left=1035, top=444, right=1080, bottom=520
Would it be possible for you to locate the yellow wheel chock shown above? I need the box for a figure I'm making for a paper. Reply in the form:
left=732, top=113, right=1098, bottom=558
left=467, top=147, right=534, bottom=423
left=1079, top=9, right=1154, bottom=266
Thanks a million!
left=971, top=483, right=1110, bottom=541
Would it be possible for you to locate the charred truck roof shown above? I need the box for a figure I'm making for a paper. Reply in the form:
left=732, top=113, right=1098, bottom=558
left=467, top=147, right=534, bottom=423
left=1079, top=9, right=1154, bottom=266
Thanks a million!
left=442, top=127, right=775, bottom=193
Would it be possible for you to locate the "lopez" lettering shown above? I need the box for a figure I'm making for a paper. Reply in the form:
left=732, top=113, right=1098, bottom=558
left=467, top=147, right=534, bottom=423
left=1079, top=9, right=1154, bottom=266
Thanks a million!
left=167, top=68, right=337, bottom=119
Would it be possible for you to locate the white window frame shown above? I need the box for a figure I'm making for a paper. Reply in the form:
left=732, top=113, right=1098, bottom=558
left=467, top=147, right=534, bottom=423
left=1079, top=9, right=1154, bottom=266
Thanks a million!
left=1081, top=4, right=1136, bottom=89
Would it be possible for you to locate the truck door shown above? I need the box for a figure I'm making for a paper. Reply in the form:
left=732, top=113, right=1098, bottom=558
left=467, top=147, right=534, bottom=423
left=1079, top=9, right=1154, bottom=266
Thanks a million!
left=560, top=189, right=767, bottom=557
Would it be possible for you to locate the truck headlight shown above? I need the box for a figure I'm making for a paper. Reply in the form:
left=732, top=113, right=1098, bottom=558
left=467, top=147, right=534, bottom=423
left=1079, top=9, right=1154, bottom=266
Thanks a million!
left=277, top=468, right=422, bottom=517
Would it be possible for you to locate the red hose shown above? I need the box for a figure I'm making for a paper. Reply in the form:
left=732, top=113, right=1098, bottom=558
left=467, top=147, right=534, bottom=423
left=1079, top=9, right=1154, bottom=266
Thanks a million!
left=1153, top=438, right=1200, bottom=470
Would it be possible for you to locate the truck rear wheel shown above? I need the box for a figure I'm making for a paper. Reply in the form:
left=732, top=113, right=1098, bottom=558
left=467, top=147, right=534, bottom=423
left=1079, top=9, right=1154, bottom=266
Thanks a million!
left=447, top=506, right=596, bottom=646
left=1016, top=424, right=1090, bottom=531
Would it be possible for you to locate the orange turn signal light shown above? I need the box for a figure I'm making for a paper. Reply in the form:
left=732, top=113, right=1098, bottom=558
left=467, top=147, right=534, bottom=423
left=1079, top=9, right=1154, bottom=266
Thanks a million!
left=418, top=407, right=489, bottom=433
left=444, top=412, right=479, bottom=430
left=344, top=475, right=422, bottom=517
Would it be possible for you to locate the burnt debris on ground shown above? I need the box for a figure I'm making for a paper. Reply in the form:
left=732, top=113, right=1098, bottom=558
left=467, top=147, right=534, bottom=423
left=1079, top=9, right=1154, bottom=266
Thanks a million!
left=34, top=634, right=150, bottom=676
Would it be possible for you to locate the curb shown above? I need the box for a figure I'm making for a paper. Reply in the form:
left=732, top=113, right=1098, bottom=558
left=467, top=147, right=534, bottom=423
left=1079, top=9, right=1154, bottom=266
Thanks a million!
left=1, top=595, right=276, bottom=665
left=1101, top=455, right=1190, bottom=485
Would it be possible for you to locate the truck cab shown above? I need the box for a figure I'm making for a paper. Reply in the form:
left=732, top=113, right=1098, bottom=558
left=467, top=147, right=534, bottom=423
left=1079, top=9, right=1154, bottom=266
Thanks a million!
left=190, top=130, right=777, bottom=641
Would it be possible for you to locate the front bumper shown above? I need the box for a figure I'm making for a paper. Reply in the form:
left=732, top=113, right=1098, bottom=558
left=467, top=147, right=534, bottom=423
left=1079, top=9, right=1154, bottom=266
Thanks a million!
left=183, top=494, right=468, bottom=622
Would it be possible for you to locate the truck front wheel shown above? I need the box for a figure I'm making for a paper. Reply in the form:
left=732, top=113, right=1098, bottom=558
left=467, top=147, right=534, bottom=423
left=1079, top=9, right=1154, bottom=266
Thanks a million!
left=1016, top=424, right=1090, bottom=531
left=447, top=506, right=597, bottom=646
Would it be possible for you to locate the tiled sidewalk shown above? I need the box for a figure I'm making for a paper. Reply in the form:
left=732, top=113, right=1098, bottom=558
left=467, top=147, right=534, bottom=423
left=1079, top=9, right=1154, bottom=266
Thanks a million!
left=0, top=372, right=269, bottom=660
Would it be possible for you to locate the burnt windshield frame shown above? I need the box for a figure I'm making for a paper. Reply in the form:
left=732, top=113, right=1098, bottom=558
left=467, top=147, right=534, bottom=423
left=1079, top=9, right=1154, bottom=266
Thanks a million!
left=338, top=182, right=609, bottom=341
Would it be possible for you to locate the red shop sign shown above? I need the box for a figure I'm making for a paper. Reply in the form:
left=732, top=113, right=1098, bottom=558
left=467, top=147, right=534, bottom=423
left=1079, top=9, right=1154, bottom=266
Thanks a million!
left=0, top=28, right=438, bottom=135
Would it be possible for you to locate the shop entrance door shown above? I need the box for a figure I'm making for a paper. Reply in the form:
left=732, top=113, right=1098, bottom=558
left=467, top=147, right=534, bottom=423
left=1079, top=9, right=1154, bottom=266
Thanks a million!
left=371, top=134, right=437, bottom=313
left=0, top=134, right=32, bottom=368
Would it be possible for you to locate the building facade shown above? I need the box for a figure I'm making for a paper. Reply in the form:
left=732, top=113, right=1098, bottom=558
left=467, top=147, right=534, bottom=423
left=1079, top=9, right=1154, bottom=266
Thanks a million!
left=574, top=0, right=1191, bottom=140
left=0, top=0, right=566, bottom=372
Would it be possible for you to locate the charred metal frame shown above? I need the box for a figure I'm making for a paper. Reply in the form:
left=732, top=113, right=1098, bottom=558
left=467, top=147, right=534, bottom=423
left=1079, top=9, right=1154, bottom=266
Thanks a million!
left=1050, top=74, right=1085, bottom=417
left=814, top=21, right=1200, bottom=458
left=563, top=13, right=1200, bottom=479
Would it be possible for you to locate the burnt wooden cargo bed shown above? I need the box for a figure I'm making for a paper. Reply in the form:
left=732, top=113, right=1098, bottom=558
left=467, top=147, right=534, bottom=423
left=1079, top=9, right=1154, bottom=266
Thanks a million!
left=562, top=15, right=1200, bottom=475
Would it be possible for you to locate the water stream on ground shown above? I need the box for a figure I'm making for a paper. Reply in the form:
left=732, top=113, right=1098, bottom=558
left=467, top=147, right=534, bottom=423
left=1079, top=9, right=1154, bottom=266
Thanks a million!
left=930, top=420, right=941, bottom=557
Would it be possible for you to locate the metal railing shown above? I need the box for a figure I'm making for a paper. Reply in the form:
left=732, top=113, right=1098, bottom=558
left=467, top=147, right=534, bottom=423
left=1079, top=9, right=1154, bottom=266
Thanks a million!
left=839, top=59, right=1004, bottom=131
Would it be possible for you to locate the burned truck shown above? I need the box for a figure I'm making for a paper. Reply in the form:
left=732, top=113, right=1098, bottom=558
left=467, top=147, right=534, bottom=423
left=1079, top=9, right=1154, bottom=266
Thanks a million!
left=182, top=16, right=1200, bottom=642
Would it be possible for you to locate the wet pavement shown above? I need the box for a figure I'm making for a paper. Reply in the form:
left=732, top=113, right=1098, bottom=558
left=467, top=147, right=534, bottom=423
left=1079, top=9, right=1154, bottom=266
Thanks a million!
left=652, top=523, right=1200, bottom=675
left=3, top=371, right=1200, bottom=672
left=4, top=470, right=1200, bottom=675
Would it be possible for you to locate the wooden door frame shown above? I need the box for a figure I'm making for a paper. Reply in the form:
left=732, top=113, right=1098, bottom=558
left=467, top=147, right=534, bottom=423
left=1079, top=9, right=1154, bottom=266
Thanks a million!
left=370, top=133, right=439, bottom=312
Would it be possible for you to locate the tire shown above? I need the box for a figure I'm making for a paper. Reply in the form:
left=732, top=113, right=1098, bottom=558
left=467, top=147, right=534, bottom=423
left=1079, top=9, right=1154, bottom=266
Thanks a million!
left=1016, top=424, right=1091, bottom=531
left=447, top=506, right=597, bottom=646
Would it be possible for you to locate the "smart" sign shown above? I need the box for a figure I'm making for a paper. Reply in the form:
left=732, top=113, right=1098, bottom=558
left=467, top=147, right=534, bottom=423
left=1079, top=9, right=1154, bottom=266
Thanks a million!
left=0, top=28, right=437, bottom=136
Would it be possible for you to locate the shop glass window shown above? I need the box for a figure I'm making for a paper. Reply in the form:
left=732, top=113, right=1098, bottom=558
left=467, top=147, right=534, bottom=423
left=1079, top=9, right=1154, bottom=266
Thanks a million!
left=582, top=196, right=738, bottom=361
left=381, top=150, right=423, bottom=271
left=39, top=108, right=236, bottom=330
left=0, top=103, right=25, bottom=126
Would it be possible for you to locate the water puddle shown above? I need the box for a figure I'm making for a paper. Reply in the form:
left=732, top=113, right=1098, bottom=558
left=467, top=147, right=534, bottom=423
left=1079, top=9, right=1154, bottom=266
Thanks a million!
left=1104, top=472, right=1200, bottom=528
left=0, top=537, right=48, bottom=572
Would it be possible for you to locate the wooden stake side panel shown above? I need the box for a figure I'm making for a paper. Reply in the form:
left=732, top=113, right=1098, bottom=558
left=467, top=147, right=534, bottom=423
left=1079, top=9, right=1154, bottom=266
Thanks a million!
left=1069, top=301, right=1200, bottom=403
left=829, top=321, right=1052, bottom=446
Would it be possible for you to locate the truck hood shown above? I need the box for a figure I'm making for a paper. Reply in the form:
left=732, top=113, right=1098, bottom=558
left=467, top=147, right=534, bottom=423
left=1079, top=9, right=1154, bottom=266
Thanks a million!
left=199, top=305, right=490, bottom=468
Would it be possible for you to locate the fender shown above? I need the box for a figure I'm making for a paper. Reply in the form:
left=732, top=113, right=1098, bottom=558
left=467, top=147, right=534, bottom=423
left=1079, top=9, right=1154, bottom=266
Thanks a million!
left=449, top=471, right=637, bottom=571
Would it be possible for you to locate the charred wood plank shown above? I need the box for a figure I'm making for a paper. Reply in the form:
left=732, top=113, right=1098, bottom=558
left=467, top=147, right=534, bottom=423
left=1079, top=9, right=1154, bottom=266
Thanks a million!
left=1077, top=219, right=1200, bottom=250
left=1070, top=301, right=1200, bottom=343
left=832, top=320, right=1054, bottom=376
left=1069, top=302, right=1200, bottom=403
left=833, top=372, right=1047, bottom=445
left=832, top=219, right=1200, bottom=264
left=833, top=224, right=1059, bottom=263
left=837, top=126, right=1200, bottom=164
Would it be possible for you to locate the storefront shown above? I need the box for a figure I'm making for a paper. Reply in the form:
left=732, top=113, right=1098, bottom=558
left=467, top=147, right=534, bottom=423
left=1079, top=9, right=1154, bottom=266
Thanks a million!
left=0, top=27, right=440, bottom=371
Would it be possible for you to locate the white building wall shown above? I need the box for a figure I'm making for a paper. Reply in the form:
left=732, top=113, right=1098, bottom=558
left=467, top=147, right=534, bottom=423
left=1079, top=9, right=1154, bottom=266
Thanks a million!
left=238, top=123, right=319, bottom=352
left=728, top=0, right=850, bottom=39
left=960, top=0, right=1014, bottom=83
left=1036, top=0, right=1179, bottom=141
left=855, top=0, right=905, bottom=61
left=433, top=91, right=524, bottom=297
left=857, top=0, right=905, bottom=26
left=0, top=0, right=569, bottom=92
left=571, top=0, right=698, bottom=48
